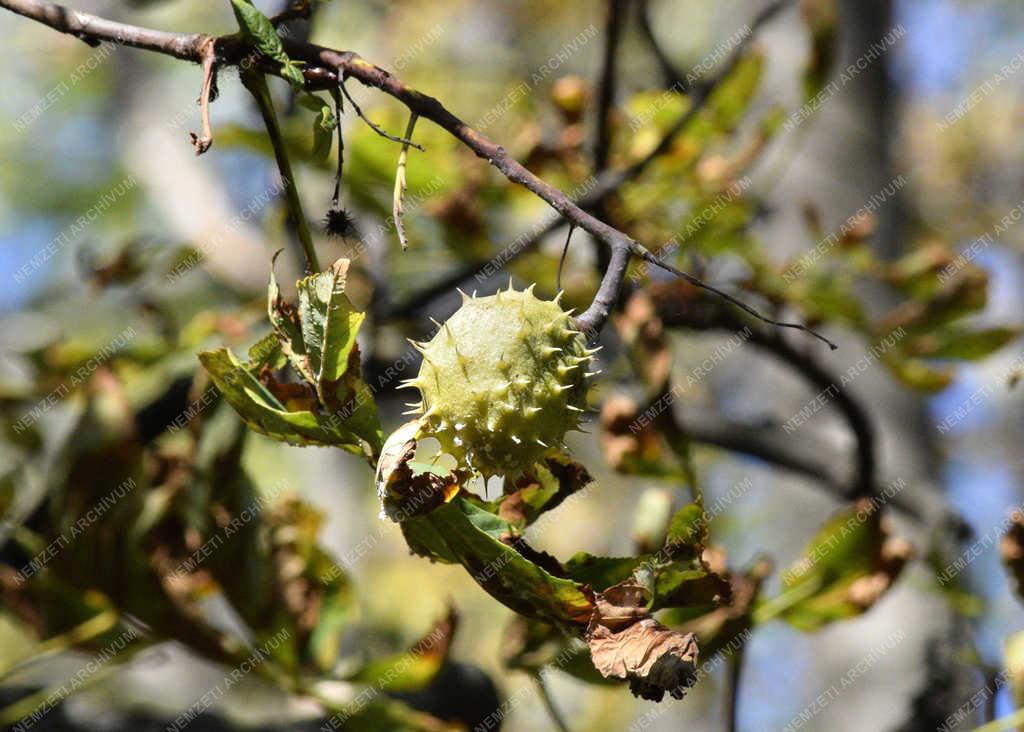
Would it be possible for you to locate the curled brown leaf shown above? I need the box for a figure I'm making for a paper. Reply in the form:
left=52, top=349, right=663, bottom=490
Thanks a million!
left=586, top=582, right=699, bottom=702
left=376, top=421, right=466, bottom=521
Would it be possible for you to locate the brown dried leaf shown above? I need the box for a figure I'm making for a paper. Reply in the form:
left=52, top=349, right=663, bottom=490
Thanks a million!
left=588, top=620, right=698, bottom=701
left=586, top=582, right=699, bottom=702
left=376, top=420, right=466, bottom=521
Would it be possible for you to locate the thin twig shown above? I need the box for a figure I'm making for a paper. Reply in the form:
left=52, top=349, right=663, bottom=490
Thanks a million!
left=189, top=37, right=217, bottom=155
left=393, top=111, right=419, bottom=250
left=556, top=224, right=575, bottom=293
left=0, top=0, right=796, bottom=343
left=338, top=78, right=425, bottom=150
left=631, top=244, right=838, bottom=350
left=330, top=86, right=344, bottom=206
left=240, top=67, right=320, bottom=274
left=381, top=1, right=795, bottom=321
left=648, top=285, right=877, bottom=497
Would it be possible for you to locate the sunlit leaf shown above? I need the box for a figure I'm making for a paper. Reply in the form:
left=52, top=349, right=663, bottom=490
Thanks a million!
left=229, top=0, right=305, bottom=90
left=404, top=498, right=595, bottom=630
left=197, top=348, right=373, bottom=456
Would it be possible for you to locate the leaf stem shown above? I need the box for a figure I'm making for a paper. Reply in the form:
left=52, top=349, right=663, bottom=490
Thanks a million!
left=393, top=111, right=419, bottom=250
left=330, top=86, right=344, bottom=206
left=556, top=224, right=575, bottom=293
left=241, top=68, right=320, bottom=274
left=339, top=79, right=424, bottom=150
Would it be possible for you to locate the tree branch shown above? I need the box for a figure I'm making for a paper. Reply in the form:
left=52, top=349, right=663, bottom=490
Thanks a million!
left=593, top=0, right=627, bottom=171
left=380, top=0, right=794, bottom=322
left=646, top=282, right=875, bottom=499
left=0, top=0, right=210, bottom=59
left=636, top=0, right=688, bottom=90
left=1, top=0, right=816, bottom=349
left=575, top=243, right=632, bottom=334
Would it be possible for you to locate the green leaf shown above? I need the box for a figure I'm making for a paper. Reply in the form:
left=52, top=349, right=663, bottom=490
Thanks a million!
left=295, top=259, right=364, bottom=386
left=784, top=503, right=882, bottom=588
left=800, top=0, right=838, bottom=102
left=307, top=97, right=336, bottom=161
left=1006, top=630, right=1024, bottom=710
left=247, top=331, right=286, bottom=370
left=334, top=375, right=384, bottom=458
left=770, top=500, right=910, bottom=631
left=280, top=61, right=306, bottom=90
left=262, top=256, right=382, bottom=458
left=644, top=560, right=730, bottom=612
left=405, top=498, right=594, bottom=630
left=561, top=503, right=728, bottom=613
left=307, top=558, right=357, bottom=673
left=500, top=617, right=618, bottom=686
left=348, top=609, right=455, bottom=692
left=197, top=348, right=372, bottom=456
left=691, top=50, right=764, bottom=141
left=665, top=503, right=706, bottom=554
left=906, top=326, right=1019, bottom=361
left=400, top=514, right=459, bottom=564
left=562, top=554, right=643, bottom=592
left=229, top=0, right=304, bottom=90
left=880, top=353, right=954, bottom=393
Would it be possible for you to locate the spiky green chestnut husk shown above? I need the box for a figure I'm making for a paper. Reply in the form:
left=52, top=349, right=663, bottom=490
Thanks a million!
left=403, top=285, right=595, bottom=477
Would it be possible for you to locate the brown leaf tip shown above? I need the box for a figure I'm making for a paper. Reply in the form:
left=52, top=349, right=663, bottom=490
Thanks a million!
left=189, top=132, right=212, bottom=155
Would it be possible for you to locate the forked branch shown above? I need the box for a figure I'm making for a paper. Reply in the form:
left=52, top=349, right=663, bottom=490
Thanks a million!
left=0, top=0, right=827, bottom=349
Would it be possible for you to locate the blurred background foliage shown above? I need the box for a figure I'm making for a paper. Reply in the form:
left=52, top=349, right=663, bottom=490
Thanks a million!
left=2, top=0, right=1024, bottom=730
